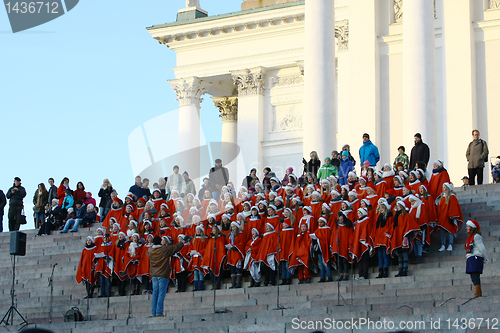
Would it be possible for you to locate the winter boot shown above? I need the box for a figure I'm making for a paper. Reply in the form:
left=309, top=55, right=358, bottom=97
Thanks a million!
left=383, top=267, right=389, bottom=278
left=229, top=276, right=236, bottom=289
left=402, top=268, right=408, bottom=276
left=474, top=285, right=482, bottom=298
left=395, top=268, right=403, bottom=277
left=376, top=268, right=383, bottom=278
left=199, top=280, right=204, bottom=291
left=236, top=275, right=242, bottom=288
left=249, top=278, right=255, bottom=288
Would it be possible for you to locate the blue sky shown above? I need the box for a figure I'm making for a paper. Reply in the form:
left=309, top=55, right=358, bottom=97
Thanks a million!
left=0, top=1, right=242, bottom=230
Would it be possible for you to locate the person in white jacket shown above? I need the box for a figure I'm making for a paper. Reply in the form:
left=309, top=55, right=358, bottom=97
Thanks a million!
left=465, top=219, right=487, bottom=298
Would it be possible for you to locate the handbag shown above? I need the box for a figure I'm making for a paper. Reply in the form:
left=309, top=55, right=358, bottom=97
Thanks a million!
left=20, top=208, right=27, bottom=225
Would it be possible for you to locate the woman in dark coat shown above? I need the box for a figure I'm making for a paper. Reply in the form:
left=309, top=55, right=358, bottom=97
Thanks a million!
left=98, top=179, right=113, bottom=219
left=303, top=151, right=321, bottom=178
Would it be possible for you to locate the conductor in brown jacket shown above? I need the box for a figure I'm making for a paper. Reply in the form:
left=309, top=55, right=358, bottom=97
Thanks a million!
left=147, top=236, right=184, bottom=317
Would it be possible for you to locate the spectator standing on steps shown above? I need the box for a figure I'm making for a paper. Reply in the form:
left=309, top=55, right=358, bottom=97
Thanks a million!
left=6, top=177, right=26, bottom=231
left=409, top=133, right=430, bottom=171
left=209, top=159, right=229, bottom=201
left=0, top=189, right=6, bottom=232
left=359, top=133, right=380, bottom=167
left=466, top=130, right=489, bottom=186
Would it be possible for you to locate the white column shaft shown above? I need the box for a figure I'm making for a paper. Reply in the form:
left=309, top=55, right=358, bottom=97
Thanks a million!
left=303, top=0, right=336, bottom=161
left=403, top=0, right=437, bottom=161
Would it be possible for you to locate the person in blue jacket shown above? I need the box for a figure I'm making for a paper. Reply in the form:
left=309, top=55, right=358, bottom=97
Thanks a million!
left=359, top=133, right=380, bottom=167
left=339, top=151, right=355, bottom=186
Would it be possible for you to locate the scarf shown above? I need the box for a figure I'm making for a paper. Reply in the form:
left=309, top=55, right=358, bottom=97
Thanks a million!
left=376, top=211, right=392, bottom=229
left=465, top=233, right=475, bottom=252
left=383, top=170, right=395, bottom=178
left=393, top=210, right=401, bottom=229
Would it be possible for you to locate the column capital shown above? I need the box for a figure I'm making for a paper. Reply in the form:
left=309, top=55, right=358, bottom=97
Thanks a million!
left=230, top=67, right=266, bottom=96
left=212, top=96, right=238, bottom=123
left=169, top=77, right=207, bottom=106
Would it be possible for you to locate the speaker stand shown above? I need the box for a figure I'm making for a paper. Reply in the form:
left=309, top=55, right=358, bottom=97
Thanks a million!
left=1, top=255, right=28, bottom=329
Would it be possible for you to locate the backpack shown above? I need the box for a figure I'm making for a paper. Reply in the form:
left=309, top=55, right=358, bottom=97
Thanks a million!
left=64, top=307, right=84, bottom=322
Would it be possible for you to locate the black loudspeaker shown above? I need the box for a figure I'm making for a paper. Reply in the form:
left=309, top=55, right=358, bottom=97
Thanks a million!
left=10, top=231, right=26, bottom=256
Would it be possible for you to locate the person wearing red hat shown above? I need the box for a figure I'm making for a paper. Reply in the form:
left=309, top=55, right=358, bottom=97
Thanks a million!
left=437, top=183, right=464, bottom=252
left=255, top=223, right=279, bottom=286
left=76, top=236, right=98, bottom=299
left=330, top=211, right=354, bottom=281
left=428, top=160, right=451, bottom=200
left=289, top=222, right=312, bottom=284
left=465, top=219, right=488, bottom=297
left=391, top=201, right=420, bottom=277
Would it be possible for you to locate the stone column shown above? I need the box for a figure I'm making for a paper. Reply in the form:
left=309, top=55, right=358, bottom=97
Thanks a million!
left=403, top=0, right=437, bottom=162
left=169, top=77, right=206, bottom=182
left=231, top=67, right=265, bottom=186
left=442, top=0, right=478, bottom=183
left=212, top=96, right=238, bottom=183
left=303, top=0, right=337, bottom=161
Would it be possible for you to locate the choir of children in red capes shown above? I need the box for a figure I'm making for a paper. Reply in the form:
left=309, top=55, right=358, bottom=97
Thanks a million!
left=76, top=160, right=463, bottom=296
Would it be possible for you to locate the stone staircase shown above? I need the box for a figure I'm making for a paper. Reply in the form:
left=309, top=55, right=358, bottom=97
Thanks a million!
left=0, top=184, right=499, bottom=333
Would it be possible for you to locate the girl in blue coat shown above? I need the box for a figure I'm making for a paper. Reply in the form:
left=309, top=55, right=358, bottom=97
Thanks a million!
left=339, top=151, right=355, bottom=186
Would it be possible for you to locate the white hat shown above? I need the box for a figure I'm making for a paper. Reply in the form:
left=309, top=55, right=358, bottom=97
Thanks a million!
left=434, top=160, right=443, bottom=168
left=259, top=201, right=268, bottom=207
left=196, top=225, right=204, bottom=232
left=230, top=221, right=241, bottom=229
left=131, top=232, right=140, bottom=239
left=322, top=203, right=331, bottom=211
left=331, top=190, right=340, bottom=196
left=268, top=191, right=277, bottom=198
left=285, top=185, right=294, bottom=192
left=399, top=171, right=408, bottom=178
left=384, top=163, right=392, bottom=170
left=152, top=188, right=161, bottom=194
left=207, top=213, right=216, bottom=221
left=190, top=206, right=199, bottom=213
left=275, top=196, right=284, bottom=203
left=318, top=217, right=328, bottom=224
left=341, top=185, right=349, bottom=192
left=361, top=198, right=370, bottom=206
left=250, top=206, right=259, bottom=211
left=321, top=179, right=330, bottom=185
left=357, top=208, right=367, bottom=216
left=68, top=208, right=74, bottom=213
left=408, top=195, right=419, bottom=202
left=265, top=222, right=275, bottom=230
left=143, top=220, right=152, bottom=226
left=86, top=236, right=94, bottom=243
left=348, top=171, right=357, bottom=178
left=396, top=200, right=407, bottom=210
left=496, top=160, right=500, bottom=166
left=222, top=214, right=231, bottom=221
left=375, top=170, right=383, bottom=178
left=268, top=204, right=277, bottom=211
left=443, top=182, right=453, bottom=192
left=312, top=191, right=321, bottom=197
left=251, top=228, right=259, bottom=236
left=270, top=177, right=279, bottom=183
left=348, top=191, right=358, bottom=198
left=225, top=204, right=234, bottom=210
left=303, top=206, right=312, bottom=213
left=96, top=227, right=106, bottom=234
left=209, top=199, right=218, bottom=206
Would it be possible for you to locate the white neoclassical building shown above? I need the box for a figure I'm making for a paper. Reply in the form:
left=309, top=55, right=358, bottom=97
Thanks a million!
left=146, top=0, right=500, bottom=186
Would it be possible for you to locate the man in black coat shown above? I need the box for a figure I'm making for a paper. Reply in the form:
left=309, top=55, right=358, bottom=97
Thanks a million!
left=6, top=177, right=26, bottom=231
left=208, top=159, right=229, bottom=201
left=47, top=178, right=58, bottom=205
left=0, top=189, right=6, bottom=232
left=409, top=133, right=430, bottom=171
